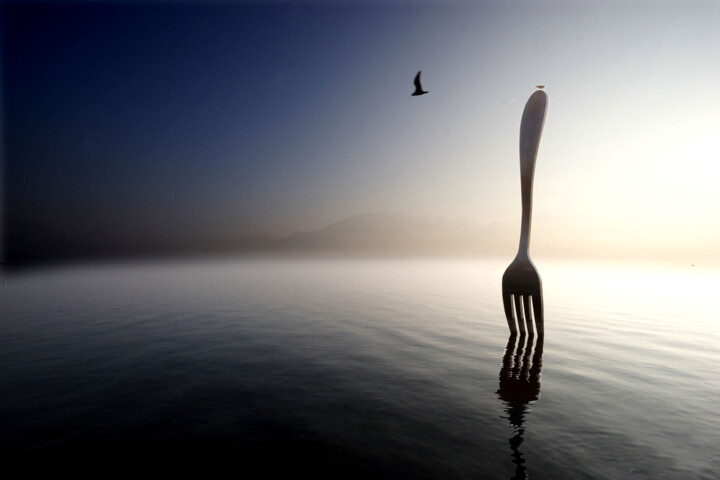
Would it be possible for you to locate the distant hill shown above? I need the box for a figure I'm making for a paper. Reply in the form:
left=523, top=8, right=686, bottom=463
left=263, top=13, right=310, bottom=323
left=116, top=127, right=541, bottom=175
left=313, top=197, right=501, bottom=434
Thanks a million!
left=262, top=211, right=716, bottom=263
left=266, top=212, right=517, bottom=256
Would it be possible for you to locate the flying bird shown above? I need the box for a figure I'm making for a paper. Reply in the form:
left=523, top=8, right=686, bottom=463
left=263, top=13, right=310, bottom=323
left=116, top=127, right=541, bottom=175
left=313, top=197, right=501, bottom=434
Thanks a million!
left=412, top=71, right=428, bottom=96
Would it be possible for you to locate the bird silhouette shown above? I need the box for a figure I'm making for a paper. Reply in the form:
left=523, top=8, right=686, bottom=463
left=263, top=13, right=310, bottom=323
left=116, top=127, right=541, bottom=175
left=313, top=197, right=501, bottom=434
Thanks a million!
left=412, top=71, right=428, bottom=96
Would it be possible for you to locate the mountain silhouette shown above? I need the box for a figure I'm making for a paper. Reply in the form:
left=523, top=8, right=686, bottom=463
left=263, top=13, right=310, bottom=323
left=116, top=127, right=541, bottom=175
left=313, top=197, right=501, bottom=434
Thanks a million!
left=268, top=212, right=515, bottom=256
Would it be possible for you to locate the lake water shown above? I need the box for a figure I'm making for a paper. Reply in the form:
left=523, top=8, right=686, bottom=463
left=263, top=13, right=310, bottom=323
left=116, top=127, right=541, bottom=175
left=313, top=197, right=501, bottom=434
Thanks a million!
left=1, top=257, right=718, bottom=478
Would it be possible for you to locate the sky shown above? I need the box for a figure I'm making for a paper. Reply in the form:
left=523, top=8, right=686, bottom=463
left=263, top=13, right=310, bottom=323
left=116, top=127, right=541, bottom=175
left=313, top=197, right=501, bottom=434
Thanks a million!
left=2, top=0, right=719, bottom=265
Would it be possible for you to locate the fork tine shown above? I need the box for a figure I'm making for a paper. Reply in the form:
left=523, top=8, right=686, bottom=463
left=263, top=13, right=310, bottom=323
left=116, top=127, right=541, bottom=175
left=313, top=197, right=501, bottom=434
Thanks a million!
left=522, top=294, right=534, bottom=336
left=512, top=334, right=526, bottom=379
left=531, top=294, right=544, bottom=336
left=503, top=293, right=517, bottom=334
left=514, top=294, right=526, bottom=335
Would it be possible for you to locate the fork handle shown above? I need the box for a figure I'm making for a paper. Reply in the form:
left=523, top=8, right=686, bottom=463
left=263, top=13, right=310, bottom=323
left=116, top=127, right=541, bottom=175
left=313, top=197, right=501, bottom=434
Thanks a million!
left=517, top=90, right=548, bottom=258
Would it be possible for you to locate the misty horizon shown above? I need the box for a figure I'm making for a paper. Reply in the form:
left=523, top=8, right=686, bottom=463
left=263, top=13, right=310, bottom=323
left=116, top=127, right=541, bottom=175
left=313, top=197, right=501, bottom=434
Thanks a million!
left=4, top=210, right=715, bottom=267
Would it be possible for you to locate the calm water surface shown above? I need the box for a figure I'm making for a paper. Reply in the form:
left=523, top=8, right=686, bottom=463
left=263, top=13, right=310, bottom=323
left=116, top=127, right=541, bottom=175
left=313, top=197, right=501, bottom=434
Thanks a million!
left=1, top=258, right=718, bottom=478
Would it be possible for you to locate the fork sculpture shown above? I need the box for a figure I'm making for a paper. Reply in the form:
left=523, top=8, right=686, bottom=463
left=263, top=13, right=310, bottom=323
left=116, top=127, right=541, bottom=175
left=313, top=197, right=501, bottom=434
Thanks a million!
left=502, top=90, right=548, bottom=336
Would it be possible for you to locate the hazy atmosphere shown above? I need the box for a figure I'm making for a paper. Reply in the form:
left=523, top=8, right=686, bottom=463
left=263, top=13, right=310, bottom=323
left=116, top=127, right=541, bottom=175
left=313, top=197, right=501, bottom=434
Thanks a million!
left=3, top=0, right=719, bottom=265
left=2, top=1, right=719, bottom=471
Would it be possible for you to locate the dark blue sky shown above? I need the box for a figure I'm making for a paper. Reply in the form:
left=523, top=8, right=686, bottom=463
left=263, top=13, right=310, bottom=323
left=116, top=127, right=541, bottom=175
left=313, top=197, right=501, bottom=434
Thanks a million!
left=4, top=1, right=442, bottom=260
left=3, top=1, right=719, bottom=264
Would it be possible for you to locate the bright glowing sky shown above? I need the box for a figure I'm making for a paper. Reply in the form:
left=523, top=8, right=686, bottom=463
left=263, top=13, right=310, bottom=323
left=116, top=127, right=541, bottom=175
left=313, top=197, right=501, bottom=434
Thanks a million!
left=2, top=0, right=719, bottom=264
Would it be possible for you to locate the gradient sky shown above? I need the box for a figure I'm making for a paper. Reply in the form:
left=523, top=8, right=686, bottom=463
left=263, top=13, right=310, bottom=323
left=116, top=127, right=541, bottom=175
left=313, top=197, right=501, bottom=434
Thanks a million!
left=2, top=0, right=719, bottom=264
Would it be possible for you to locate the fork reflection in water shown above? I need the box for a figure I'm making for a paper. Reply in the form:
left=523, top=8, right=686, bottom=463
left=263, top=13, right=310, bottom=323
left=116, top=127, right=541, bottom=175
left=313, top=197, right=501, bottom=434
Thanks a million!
left=497, top=333, right=544, bottom=480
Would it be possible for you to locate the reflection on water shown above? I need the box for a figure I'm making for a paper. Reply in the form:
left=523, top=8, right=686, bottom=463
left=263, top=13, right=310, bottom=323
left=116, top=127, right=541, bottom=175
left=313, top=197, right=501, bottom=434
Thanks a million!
left=1, top=258, right=718, bottom=477
left=497, top=333, right=544, bottom=480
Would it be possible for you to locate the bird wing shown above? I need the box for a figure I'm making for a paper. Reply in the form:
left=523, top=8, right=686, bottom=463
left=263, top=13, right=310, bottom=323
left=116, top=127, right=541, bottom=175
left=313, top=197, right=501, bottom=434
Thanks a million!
left=414, top=71, right=422, bottom=90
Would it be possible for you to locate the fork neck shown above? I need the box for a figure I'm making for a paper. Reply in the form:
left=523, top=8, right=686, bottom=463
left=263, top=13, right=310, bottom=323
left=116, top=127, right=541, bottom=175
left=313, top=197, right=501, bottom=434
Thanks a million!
left=515, top=90, right=546, bottom=262
left=516, top=175, right=533, bottom=260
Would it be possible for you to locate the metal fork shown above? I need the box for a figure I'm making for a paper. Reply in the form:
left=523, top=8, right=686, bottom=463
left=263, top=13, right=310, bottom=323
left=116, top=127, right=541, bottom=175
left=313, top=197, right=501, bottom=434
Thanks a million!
left=502, top=90, right=548, bottom=336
